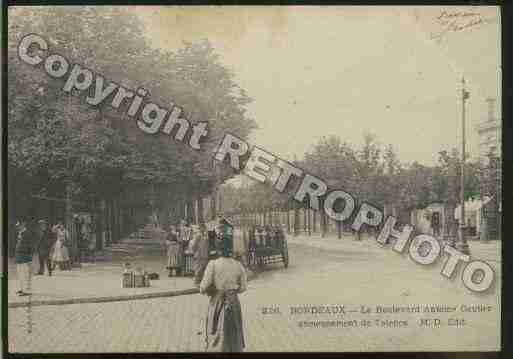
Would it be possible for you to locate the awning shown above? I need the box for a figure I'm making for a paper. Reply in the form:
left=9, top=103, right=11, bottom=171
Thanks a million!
left=454, top=197, right=492, bottom=219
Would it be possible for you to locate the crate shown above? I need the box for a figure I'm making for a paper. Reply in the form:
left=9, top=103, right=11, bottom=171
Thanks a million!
left=134, top=274, right=145, bottom=287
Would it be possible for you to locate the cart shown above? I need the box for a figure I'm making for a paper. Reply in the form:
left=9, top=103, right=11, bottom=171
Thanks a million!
left=246, top=226, right=289, bottom=270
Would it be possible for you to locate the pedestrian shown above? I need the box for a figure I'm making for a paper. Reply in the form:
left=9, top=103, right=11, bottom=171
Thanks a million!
left=274, top=225, right=284, bottom=248
left=182, top=220, right=193, bottom=247
left=73, top=215, right=83, bottom=265
left=51, top=222, right=71, bottom=270
left=80, top=220, right=92, bottom=262
left=35, top=219, right=55, bottom=276
left=200, top=217, right=247, bottom=352
left=207, top=221, right=219, bottom=260
left=165, top=225, right=183, bottom=277
left=183, top=224, right=197, bottom=275
left=177, top=219, right=185, bottom=238
left=15, top=218, right=37, bottom=296
left=191, top=222, right=209, bottom=287
left=248, top=226, right=257, bottom=250
left=264, top=225, right=273, bottom=247
left=256, top=226, right=265, bottom=247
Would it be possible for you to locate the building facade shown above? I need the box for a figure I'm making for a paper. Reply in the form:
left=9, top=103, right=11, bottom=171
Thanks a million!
left=476, top=98, right=501, bottom=161
left=475, top=98, right=501, bottom=240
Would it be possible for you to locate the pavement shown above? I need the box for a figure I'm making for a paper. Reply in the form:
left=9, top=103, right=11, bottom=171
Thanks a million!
left=7, top=242, right=192, bottom=305
left=7, top=237, right=257, bottom=307
left=7, top=232, right=501, bottom=353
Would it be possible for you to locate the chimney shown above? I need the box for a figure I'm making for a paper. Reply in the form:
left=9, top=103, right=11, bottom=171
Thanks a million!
left=486, top=98, right=496, bottom=122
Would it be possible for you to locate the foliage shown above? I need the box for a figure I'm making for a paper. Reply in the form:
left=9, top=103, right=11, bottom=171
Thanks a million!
left=8, top=7, right=256, bottom=204
left=220, top=134, right=482, bottom=217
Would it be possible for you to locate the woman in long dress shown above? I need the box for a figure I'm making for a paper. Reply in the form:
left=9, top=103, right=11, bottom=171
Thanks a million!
left=199, top=231, right=247, bottom=352
left=51, top=223, right=71, bottom=270
left=166, top=225, right=183, bottom=277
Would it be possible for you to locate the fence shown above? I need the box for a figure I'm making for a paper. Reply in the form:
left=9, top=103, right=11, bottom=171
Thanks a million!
left=227, top=208, right=362, bottom=239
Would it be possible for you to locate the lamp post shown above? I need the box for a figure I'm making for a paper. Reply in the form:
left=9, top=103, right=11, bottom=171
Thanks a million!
left=456, top=77, right=470, bottom=255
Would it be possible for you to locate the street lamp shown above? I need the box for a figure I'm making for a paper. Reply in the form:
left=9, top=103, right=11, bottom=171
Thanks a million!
left=456, top=77, right=470, bottom=255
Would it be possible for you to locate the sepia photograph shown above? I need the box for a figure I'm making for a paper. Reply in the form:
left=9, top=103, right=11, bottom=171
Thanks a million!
left=5, top=5, right=503, bottom=353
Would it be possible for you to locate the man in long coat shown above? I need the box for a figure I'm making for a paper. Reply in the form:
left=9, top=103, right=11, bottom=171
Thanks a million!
left=191, top=222, right=209, bottom=287
left=36, top=219, right=55, bottom=276
left=15, top=219, right=37, bottom=296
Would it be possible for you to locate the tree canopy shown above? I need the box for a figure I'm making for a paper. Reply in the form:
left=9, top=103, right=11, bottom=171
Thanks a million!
left=8, top=7, right=257, bottom=203
left=219, top=133, right=481, bottom=217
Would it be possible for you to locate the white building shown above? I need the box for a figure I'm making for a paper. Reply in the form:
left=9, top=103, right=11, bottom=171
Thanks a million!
left=454, top=196, right=491, bottom=237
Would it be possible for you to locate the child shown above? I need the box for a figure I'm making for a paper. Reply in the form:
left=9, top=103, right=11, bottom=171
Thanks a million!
left=51, top=223, right=71, bottom=270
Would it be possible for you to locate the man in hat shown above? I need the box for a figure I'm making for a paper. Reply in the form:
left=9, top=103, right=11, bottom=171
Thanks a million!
left=35, top=219, right=55, bottom=276
left=191, top=222, right=210, bottom=287
left=217, top=216, right=234, bottom=257
left=14, top=218, right=37, bottom=296
left=206, top=220, right=219, bottom=260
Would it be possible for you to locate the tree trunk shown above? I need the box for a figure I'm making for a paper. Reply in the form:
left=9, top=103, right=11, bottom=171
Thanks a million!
left=187, top=198, right=195, bottom=225
left=95, top=199, right=104, bottom=251
left=286, top=205, right=291, bottom=234
left=211, top=193, right=217, bottom=221
left=294, top=204, right=300, bottom=236
left=197, top=196, right=204, bottom=224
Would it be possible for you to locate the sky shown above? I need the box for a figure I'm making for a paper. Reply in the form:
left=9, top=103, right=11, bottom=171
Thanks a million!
left=136, top=6, right=501, bottom=166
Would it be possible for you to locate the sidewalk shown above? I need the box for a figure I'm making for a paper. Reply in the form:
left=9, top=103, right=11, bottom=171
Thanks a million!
left=8, top=238, right=257, bottom=307
left=7, top=256, right=197, bottom=307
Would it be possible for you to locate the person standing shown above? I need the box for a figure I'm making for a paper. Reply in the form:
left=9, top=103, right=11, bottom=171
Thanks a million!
left=35, top=219, right=55, bottom=276
left=200, top=217, right=247, bottom=352
left=207, top=222, right=219, bottom=260
left=191, top=222, right=209, bottom=287
left=15, top=219, right=37, bottom=296
left=79, top=220, right=92, bottom=262
left=51, top=223, right=71, bottom=270
left=181, top=220, right=193, bottom=247
left=255, top=226, right=265, bottom=248
left=165, top=225, right=183, bottom=277
left=179, top=221, right=193, bottom=275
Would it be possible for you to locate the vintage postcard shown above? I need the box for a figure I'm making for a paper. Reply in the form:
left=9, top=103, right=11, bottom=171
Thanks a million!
left=6, top=5, right=502, bottom=353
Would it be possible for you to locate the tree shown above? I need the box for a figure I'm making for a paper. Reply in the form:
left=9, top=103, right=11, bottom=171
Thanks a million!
left=8, top=7, right=257, bottom=247
left=9, top=7, right=257, bottom=198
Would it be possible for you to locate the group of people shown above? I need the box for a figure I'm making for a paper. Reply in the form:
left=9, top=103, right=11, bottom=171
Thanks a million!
left=14, top=217, right=78, bottom=296
left=15, top=214, right=248, bottom=352
left=248, top=225, right=286, bottom=249
left=164, top=219, right=220, bottom=286
left=164, top=219, right=195, bottom=277
left=165, top=216, right=248, bottom=352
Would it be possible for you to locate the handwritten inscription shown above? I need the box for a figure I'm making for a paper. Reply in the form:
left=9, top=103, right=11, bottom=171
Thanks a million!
left=430, top=9, right=494, bottom=41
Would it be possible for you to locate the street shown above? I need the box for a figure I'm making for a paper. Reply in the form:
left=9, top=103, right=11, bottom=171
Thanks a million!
left=8, top=234, right=501, bottom=352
